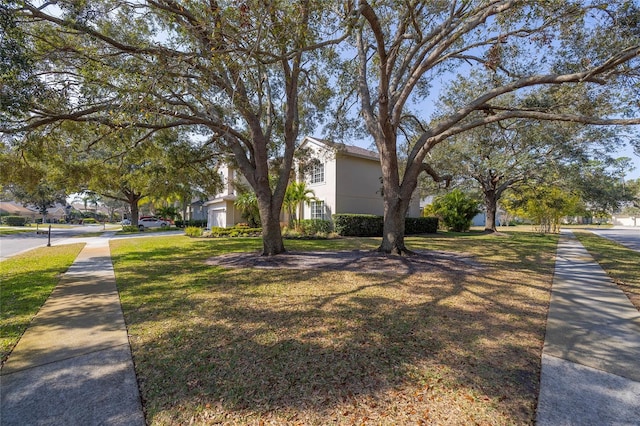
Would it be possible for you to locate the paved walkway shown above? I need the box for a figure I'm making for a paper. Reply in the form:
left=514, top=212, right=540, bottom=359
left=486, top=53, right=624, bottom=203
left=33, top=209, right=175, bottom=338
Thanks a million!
left=536, top=230, right=640, bottom=425
left=0, top=235, right=145, bottom=425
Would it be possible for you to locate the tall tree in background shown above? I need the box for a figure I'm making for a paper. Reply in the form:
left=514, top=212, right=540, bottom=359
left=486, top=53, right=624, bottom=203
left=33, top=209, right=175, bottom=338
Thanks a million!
left=568, top=158, right=635, bottom=219
left=75, top=128, right=221, bottom=227
left=426, top=114, right=622, bottom=232
left=505, top=184, right=582, bottom=233
left=5, top=1, right=343, bottom=255
left=622, top=178, right=640, bottom=221
left=342, top=0, right=640, bottom=254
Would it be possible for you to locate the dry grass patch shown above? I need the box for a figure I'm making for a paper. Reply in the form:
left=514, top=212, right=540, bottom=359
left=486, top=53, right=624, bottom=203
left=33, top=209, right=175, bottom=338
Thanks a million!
left=111, top=232, right=557, bottom=425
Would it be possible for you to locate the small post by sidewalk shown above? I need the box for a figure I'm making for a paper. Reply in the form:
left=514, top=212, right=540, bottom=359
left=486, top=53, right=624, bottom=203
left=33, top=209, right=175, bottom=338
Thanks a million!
left=47, top=224, right=51, bottom=247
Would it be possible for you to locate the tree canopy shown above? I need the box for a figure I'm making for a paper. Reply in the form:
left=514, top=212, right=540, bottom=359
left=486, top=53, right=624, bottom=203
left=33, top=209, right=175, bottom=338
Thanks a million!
left=2, top=1, right=640, bottom=253
left=339, top=0, right=640, bottom=253
left=3, top=0, right=344, bottom=254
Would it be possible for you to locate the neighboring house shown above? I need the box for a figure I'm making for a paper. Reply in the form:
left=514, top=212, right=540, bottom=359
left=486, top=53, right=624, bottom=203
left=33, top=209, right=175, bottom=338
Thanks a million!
left=611, top=215, right=639, bottom=227
left=0, top=201, right=38, bottom=221
left=204, top=165, right=245, bottom=228
left=0, top=201, right=69, bottom=223
left=186, top=199, right=208, bottom=222
left=296, top=137, right=421, bottom=222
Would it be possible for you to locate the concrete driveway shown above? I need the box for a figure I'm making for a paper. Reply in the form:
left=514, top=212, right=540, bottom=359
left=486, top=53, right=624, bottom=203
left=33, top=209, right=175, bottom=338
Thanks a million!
left=589, top=227, right=640, bottom=252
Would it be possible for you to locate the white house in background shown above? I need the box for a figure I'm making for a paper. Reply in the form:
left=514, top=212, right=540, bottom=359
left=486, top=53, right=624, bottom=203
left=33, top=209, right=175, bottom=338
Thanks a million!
left=204, top=165, right=244, bottom=228
left=296, top=137, right=421, bottom=221
left=611, top=215, right=639, bottom=227
left=203, top=137, right=422, bottom=228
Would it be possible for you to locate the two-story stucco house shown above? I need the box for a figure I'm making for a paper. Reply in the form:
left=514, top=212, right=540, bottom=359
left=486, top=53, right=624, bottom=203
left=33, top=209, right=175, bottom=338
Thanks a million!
left=204, top=136, right=421, bottom=228
left=296, top=136, right=421, bottom=222
left=204, top=165, right=245, bottom=228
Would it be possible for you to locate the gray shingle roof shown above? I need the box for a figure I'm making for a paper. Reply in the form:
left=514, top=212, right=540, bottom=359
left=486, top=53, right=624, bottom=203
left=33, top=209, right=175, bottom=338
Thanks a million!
left=302, top=137, right=379, bottom=161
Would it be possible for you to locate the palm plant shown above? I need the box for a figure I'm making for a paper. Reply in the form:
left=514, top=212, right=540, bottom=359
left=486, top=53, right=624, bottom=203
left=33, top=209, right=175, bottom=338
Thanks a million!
left=283, top=181, right=317, bottom=229
left=234, top=191, right=261, bottom=228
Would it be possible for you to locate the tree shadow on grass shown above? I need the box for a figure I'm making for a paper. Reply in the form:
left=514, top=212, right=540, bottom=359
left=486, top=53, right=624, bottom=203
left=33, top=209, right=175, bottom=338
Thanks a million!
left=114, top=243, right=551, bottom=424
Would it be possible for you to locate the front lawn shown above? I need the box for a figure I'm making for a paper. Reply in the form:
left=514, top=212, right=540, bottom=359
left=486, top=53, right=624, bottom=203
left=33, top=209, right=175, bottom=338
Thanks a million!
left=111, top=232, right=558, bottom=425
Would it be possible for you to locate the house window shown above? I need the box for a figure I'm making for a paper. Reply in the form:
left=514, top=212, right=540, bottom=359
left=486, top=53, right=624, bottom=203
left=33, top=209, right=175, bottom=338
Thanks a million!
left=310, top=201, right=325, bottom=220
left=309, top=162, right=325, bottom=184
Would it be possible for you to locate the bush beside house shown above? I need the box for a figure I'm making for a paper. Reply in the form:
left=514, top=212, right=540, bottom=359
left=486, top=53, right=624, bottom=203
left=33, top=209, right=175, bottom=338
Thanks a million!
left=2, top=216, right=29, bottom=226
left=333, top=214, right=438, bottom=237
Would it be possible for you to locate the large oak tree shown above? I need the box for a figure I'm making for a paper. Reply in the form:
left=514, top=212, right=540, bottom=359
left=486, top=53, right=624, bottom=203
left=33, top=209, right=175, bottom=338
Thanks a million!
left=4, top=0, right=343, bottom=255
left=345, top=0, right=640, bottom=254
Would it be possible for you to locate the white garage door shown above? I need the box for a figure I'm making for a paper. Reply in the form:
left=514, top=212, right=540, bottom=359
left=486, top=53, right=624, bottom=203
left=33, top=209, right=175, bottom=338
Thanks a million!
left=210, top=210, right=226, bottom=228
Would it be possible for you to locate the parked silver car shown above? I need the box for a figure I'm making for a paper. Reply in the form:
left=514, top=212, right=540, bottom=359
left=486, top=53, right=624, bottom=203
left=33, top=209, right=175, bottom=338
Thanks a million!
left=138, top=217, right=169, bottom=230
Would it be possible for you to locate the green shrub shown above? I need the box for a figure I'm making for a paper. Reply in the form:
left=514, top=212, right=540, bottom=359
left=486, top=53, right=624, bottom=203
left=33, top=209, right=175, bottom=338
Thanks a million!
left=333, top=214, right=383, bottom=237
left=207, top=226, right=262, bottom=237
left=297, top=219, right=333, bottom=235
left=121, top=225, right=140, bottom=233
left=405, top=217, right=439, bottom=234
left=82, top=218, right=98, bottom=224
left=185, top=226, right=203, bottom=237
left=175, top=219, right=207, bottom=228
left=3, top=216, right=28, bottom=226
left=431, top=189, right=480, bottom=232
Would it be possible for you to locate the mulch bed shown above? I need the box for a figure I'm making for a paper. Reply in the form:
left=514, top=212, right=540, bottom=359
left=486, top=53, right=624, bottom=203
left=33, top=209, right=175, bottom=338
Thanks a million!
left=205, top=249, right=482, bottom=274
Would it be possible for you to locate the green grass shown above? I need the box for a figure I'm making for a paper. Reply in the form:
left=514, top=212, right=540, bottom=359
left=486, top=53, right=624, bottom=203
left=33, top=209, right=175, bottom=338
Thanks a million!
left=72, top=232, right=104, bottom=238
left=574, top=231, right=640, bottom=310
left=0, top=228, right=35, bottom=235
left=112, top=231, right=558, bottom=425
left=0, top=244, right=85, bottom=364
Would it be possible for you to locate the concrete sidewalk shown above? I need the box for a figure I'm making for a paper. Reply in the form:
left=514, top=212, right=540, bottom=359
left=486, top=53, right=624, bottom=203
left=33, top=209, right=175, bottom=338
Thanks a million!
left=1, top=237, right=145, bottom=425
left=536, top=230, right=640, bottom=425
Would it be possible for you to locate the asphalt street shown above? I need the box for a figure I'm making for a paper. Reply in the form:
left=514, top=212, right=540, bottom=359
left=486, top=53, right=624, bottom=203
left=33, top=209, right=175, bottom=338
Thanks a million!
left=0, top=226, right=111, bottom=260
left=589, top=227, right=640, bottom=252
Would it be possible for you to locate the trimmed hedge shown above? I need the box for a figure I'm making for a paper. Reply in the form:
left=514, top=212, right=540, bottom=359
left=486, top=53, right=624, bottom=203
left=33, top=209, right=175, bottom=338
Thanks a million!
left=175, top=219, right=207, bottom=228
left=333, top=214, right=383, bottom=237
left=405, top=217, right=439, bottom=234
left=207, top=226, right=262, bottom=238
left=333, top=214, right=438, bottom=237
left=3, top=216, right=28, bottom=226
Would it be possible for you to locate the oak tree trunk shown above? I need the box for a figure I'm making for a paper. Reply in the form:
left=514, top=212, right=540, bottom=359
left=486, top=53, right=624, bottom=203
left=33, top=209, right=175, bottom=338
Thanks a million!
left=377, top=178, right=416, bottom=255
left=484, top=190, right=498, bottom=232
left=377, top=199, right=410, bottom=254
left=259, top=203, right=286, bottom=256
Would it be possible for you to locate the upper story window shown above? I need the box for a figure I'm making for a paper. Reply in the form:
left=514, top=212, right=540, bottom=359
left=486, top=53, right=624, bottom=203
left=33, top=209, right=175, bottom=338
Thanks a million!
left=309, top=162, right=325, bottom=184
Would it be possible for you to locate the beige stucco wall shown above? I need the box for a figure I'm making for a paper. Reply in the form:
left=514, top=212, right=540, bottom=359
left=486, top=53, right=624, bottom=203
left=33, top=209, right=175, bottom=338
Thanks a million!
left=298, top=138, right=421, bottom=221
left=335, top=155, right=384, bottom=215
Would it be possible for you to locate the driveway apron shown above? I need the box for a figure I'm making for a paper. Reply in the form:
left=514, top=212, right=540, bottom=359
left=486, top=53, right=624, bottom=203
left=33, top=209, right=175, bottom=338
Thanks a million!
left=1, top=237, right=145, bottom=426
